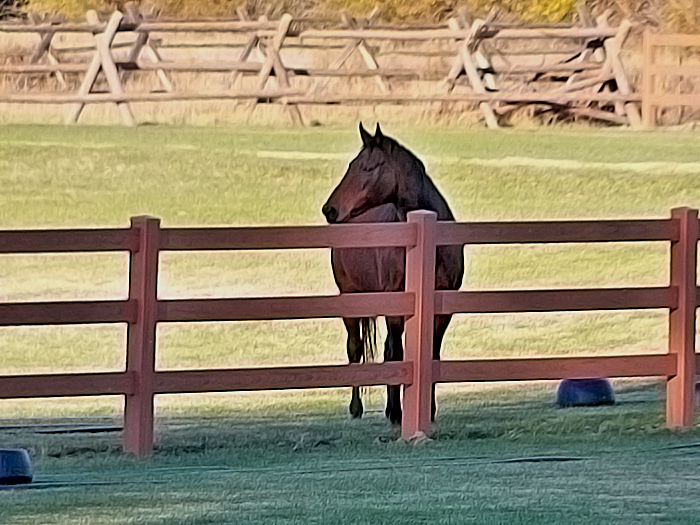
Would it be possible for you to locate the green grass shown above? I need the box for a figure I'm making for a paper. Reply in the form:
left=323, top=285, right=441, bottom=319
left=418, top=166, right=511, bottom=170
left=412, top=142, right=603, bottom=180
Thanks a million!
left=3, top=382, right=700, bottom=524
left=2, top=124, right=700, bottom=523
left=1, top=125, right=694, bottom=376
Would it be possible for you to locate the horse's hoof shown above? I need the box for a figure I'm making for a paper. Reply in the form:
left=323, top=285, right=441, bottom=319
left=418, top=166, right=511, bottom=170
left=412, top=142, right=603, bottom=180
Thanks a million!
left=350, top=399, right=363, bottom=419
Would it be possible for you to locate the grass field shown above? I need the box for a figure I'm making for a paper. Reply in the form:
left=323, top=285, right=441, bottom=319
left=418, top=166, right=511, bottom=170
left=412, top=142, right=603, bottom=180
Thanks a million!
left=2, top=124, right=700, bottom=523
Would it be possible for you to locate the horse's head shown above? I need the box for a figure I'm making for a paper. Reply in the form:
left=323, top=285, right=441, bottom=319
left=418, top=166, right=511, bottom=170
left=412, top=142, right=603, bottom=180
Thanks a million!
left=322, top=123, right=399, bottom=224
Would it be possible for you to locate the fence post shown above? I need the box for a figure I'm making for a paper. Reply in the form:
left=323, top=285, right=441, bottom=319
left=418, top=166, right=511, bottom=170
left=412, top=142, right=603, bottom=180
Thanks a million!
left=667, top=207, right=698, bottom=428
left=402, top=210, right=437, bottom=440
left=124, top=216, right=160, bottom=456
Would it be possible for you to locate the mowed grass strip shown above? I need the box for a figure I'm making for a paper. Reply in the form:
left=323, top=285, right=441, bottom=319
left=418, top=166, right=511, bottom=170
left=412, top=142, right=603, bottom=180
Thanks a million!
left=2, top=380, right=700, bottom=524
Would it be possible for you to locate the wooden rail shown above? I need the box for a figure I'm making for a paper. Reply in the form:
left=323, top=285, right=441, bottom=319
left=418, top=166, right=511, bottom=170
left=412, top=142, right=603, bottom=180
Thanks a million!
left=0, top=208, right=697, bottom=455
left=0, top=7, right=642, bottom=127
left=642, top=32, right=700, bottom=128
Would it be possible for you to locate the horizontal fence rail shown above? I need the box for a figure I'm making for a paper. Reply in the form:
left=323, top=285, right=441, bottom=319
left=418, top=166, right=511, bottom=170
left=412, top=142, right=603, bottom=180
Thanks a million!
left=435, top=354, right=677, bottom=383
left=0, top=208, right=697, bottom=455
left=154, top=362, right=413, bottom=394
left=160, top=223, right=417, bottom=250
left=0, top=300, right=136, bottom=326
left=435, top=219, right=680, bottom=245
left=157, top=293, right=415, bottom=322
left=435, top=287, right=677, bottom=315
left=0, top=228, right=138, bottom=253
left=0, top=372, right=135, bottom=398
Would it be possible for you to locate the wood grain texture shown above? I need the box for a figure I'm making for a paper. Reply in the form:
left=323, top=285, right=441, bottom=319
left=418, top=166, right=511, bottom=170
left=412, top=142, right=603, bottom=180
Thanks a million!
left=0, top=228, right=138, bottom=253
left=436, top=354, right=676, bottom=383
left=298, top=27, right=618, bottom=41
left=0, top=300, right=135, bottom=326
left=2, top=90, right=306, bottom=104
left=155, top=362, right=412, bottom=393
left=436, top=287, right=676, bottom=315
left=435, top=219, right=678, bottom=245
left=646, top=33, right=700, bottom=46
left=160, top=223, right=416, bottom=250
left=0, top=372, right=134, bottom=398
left=647, top=94, right=700, bottom=107
left=642, top=33, right=700, bottom=128
left=158, top=292, right=415, bottom=322
left=124, top=216, right=160, bottom=457
left=285, top=93, right=643, bottom=105
left=666, top=208, right=698, bottom=428
left=402, top=211, right=437, bottom=440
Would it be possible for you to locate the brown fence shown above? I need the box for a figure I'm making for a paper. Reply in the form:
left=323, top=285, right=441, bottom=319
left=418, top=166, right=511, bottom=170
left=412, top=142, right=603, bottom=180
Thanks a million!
left=0, top=208, right=697, bottom=456
left=642, top=32, right=700, bottom=128
left=0, top=6, right=641, bottom=128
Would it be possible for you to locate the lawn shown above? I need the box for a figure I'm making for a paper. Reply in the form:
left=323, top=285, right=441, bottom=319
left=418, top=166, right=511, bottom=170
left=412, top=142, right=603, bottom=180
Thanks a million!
left=1, top=123, right=700, bottom=523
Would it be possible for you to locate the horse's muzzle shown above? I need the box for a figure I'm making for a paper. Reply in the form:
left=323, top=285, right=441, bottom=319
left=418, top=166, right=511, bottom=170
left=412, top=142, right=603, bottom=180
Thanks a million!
left=322, top=204, right=339, bottom=223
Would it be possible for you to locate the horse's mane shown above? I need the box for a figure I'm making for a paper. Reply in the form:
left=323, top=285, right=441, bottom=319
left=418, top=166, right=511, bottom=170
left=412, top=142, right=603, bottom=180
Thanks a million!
left=382, top=136, right=428, bottom=178
left=379, top=135, right=455, bottom=221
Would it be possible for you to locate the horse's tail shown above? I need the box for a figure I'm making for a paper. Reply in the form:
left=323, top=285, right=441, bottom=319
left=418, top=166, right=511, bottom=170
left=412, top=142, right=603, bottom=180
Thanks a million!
left=360, top=317, right=378, bottom=362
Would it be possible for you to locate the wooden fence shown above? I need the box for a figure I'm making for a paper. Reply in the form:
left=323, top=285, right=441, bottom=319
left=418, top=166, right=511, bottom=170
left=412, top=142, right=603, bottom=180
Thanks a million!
left=0, top=5, right=642, bottom=128
left=0, top=208, right=697, bottom=456
left=642, top=31, right=700, bottom=128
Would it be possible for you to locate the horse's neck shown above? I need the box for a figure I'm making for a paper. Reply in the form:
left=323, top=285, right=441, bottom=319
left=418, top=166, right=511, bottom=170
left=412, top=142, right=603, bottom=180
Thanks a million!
left=397, top=155, right=454, bottom=221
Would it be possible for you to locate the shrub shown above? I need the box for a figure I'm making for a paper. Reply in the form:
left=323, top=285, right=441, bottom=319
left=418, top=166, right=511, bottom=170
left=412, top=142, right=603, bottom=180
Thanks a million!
left=1, top=0, right=28, bottom=19
left=21, top=0, right=700, bottom=31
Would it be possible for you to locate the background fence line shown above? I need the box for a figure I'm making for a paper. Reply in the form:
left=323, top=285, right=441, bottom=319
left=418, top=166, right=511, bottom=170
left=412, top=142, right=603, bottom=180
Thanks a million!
left=0, top=5, right=660, bottom=128
left=0, top=208, right=697, bottom=456
left=642, top=32, right=700, bottom=128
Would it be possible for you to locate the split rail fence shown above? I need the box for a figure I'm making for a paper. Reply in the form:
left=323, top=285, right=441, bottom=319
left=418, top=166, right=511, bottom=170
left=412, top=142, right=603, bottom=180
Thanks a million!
left=0, top=208, right=697, bottom=456
left=0, top=5, right=643, bottom=128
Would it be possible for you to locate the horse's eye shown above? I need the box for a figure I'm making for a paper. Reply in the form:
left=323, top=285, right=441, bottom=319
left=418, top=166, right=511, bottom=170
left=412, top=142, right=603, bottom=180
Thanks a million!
left=362, top=165, right=374, bottom=173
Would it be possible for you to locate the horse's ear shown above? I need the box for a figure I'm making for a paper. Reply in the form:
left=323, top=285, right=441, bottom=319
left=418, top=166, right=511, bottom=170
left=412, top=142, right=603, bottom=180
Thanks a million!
left=359, top=123, right=374, bottom=147
left=374, top=123, right=389, bottom=150
left=375, top=123, right=383, bottom=139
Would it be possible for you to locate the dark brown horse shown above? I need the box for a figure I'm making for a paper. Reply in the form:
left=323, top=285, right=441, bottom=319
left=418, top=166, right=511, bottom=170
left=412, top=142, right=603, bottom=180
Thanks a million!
left=323, top=123, right=464, bottom=424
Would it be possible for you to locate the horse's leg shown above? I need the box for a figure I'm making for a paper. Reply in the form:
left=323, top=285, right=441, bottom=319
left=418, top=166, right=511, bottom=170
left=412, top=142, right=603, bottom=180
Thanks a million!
left=343, top=317, right=364, bottom=418
left=432, top=314, right=453, bottom=421
left=384, top=315, right=405, bottom=424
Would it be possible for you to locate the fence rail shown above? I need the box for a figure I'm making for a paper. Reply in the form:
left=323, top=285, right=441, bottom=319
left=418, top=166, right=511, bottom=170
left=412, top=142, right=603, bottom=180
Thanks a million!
left=0, top=208, right=697, bottom=456
left=4, top=14, right=700, bottom=128
left=0, top=6, right=642, bottom=128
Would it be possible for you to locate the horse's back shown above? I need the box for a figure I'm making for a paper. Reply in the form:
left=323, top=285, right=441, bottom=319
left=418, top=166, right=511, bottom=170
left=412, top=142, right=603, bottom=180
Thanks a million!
left=331, top=204, right=405, bottom=294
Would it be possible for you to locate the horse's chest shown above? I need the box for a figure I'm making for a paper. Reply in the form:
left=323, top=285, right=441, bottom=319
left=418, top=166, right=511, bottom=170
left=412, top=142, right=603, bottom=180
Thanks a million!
left=331, top=246, right=405, bottom=293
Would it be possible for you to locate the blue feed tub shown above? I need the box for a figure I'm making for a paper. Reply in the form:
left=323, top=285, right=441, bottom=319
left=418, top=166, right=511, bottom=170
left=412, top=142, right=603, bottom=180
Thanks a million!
left=556, top=378, right=615, bottom=407
left=0, top=449, right=33, bottom=485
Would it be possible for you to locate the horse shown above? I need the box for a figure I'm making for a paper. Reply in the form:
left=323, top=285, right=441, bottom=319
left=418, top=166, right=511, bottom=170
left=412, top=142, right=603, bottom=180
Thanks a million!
left=330, top=203, right=405, bottom=420
left=322, top=123, right=464, bottom=424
